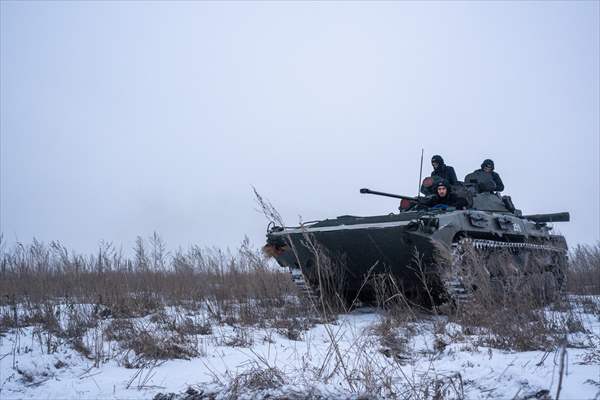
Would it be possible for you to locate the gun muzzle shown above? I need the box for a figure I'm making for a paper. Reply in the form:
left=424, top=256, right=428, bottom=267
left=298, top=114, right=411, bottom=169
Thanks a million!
left=522, top=212, right=570, bottom=223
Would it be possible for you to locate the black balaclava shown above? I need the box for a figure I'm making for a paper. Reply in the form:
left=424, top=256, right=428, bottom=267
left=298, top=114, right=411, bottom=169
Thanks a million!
left=481, top=159, right=495, bottom=170
left=431, top=155, right=445, bottom=169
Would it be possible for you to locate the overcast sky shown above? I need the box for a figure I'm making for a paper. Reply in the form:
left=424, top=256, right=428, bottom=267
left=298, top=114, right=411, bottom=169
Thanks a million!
left=1, top=1, right=599, bottom=254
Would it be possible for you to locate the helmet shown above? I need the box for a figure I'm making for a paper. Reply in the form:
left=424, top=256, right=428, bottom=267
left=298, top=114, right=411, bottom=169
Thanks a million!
left=431, top=155, right=445, bottom=165
left=481, top=159, right=495, bottom=170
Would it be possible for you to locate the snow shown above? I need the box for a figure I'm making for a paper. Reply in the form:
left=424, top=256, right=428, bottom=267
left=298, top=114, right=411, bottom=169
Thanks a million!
left=1, top=300, right=599, bottom=399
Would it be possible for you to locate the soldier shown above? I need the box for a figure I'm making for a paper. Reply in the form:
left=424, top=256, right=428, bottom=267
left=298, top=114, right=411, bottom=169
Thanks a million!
left=424, top=181, right=468, bottom=210
left=478, top=159, right=504, bottom=192
left=431, top=155, right=458, bottom=185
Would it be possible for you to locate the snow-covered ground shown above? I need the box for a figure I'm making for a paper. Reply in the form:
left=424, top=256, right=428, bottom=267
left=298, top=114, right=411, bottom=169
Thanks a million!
left=1, top=300, right=599, bottom=399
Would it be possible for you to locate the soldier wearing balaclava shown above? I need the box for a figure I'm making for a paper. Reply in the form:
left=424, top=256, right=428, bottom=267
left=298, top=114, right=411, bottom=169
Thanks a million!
left=430, top=155, right=458, bottom=185
left=477, top=159, right=504, bottom=191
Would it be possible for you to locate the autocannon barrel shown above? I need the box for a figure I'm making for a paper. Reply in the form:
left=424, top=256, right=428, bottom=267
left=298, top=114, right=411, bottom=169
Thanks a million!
left=359, top=188, right=422, bottom=202
left=522, top=212, right=570, bottom=223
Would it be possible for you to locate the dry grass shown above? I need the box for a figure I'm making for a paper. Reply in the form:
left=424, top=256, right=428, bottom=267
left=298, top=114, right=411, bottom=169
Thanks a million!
left=0, top=235, right=306, bottom=320
left=0, top=234, right=317, bottom=362
left=371, top=316, right=411, bottom=364
left=567, top=243, right=600, bottom=295
left=228, top=364, right=285, bottom=393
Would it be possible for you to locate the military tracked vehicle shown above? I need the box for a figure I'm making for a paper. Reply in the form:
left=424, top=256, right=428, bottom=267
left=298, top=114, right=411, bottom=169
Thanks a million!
left=264, top=172, right=569, bottom=308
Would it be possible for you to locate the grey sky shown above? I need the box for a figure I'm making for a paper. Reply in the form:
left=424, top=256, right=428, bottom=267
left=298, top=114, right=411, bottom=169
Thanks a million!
left=1, top=1, right=599, bottom=253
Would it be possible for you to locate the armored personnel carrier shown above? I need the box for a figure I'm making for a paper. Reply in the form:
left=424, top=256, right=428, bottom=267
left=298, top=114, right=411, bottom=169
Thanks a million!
left=264, top=172, right=569, bottom=308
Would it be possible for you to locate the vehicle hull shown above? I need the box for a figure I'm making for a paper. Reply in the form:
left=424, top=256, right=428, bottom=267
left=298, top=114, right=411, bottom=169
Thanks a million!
left=266, top=210, right=568, bottom=306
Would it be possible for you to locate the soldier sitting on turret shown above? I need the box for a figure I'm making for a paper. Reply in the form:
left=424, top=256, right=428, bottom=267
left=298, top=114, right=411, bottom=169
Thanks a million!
left=463, top=159, right=505, bottom=193
left=424, top=181, right=468, bottom=210
left=480, top=159, right=504, bottom=191
left=431, top=155, right=458, bottom=185
left=477, top=159, right=504, bottom=191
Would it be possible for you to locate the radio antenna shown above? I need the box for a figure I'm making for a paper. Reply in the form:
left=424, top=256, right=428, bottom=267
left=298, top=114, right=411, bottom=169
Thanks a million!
left=417, top=148, right=424, bottom=198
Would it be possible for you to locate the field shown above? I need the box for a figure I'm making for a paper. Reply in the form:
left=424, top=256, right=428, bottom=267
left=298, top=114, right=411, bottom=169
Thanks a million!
left=0, top=236, right=599, bottom=399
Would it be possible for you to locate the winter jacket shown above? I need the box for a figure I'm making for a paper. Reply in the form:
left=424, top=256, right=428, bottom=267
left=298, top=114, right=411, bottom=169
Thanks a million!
left=474, top=169, right=504, bottom=192
left=423, top=192, right=468, bottom=210
left=431, top=165, right=458, bottom=186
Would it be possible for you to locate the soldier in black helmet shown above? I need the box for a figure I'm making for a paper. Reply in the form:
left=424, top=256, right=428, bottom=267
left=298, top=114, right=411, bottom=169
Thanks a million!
left=478, top=159, right=504, bottom=192
left=431, top=155, right=458, bottom=185
left=424, top=181, right=468, bottom=210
